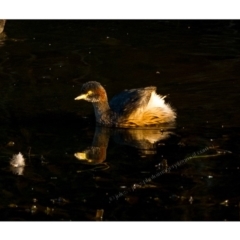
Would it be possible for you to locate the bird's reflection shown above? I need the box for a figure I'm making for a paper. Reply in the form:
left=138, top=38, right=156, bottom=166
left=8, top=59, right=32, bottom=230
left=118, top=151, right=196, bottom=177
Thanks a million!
left=75, top=123, right=175, bottom=165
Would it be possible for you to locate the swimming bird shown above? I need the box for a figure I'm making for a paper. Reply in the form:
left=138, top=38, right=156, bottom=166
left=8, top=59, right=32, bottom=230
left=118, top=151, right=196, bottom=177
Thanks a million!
left=75, top=81, right=176, bottom=128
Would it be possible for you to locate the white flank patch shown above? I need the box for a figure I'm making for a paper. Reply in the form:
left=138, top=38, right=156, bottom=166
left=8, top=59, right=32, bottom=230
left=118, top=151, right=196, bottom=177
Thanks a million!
left=147, top=92, right=173, bottom=114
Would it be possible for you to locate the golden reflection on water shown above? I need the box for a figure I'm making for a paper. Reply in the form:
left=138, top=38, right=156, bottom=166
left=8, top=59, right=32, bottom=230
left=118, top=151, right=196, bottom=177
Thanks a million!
left=74, top=125, right=175, bottom=164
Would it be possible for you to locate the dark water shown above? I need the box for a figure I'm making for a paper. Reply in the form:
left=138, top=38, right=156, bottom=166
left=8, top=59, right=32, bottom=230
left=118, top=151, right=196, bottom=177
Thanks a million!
left=0, top=20, right=240, bottom=221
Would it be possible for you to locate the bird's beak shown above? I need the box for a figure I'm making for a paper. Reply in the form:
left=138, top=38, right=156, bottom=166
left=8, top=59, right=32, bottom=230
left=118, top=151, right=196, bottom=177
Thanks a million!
left=74, top=152, right=93, bottom=163
left=74, top=152, right=87, bottom=160
left=74, top=94, right=87, bottom=100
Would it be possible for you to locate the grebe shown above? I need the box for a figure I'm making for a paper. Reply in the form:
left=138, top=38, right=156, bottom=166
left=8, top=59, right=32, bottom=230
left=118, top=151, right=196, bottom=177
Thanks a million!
left=75, top=81, right=176, bottom=128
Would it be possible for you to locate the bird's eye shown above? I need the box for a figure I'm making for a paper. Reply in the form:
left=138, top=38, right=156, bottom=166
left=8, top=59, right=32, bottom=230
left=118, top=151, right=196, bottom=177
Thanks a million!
left=87, top=90, right=93, bottom=95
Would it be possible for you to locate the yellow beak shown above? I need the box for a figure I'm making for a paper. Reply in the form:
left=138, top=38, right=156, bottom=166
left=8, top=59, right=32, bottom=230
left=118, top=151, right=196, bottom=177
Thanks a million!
left=74, top=152, right=93, bottom=163
left=74, top=94, right=87, bottom=100
left=74, top=152, right=87, bottom=160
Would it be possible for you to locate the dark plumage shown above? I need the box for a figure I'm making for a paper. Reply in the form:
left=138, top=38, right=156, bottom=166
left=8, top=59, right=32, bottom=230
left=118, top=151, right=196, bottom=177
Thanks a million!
left=75, top=81, right=176, bottom=127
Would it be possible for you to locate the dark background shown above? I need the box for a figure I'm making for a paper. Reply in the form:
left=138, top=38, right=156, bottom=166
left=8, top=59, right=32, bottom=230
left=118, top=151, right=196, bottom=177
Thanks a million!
left=0, top=20, right=240, bottom=221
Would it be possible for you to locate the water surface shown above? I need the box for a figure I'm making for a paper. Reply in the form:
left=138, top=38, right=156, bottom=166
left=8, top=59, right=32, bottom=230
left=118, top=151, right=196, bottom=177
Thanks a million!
left=0, top=20, right=240, bottom=221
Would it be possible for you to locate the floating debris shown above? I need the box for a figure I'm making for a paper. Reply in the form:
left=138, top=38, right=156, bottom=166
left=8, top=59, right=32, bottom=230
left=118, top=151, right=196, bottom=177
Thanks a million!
left=7, top=141, right=15, bottom=147
left=216, top=149, right=232, bottom=155
left=10, top=166, right=24, bottom=175
left=10, top=153, right=26, bottom=175
left=45, top=207, right=54, bottom=215
left=31, top=205, right=37, bottom=214
left=220, top=200, right=229, bottom=206
left=10, top=152, right=25, bottom=167
left=50, top=197, right=69, bottom=205
left=132, top=183, right=142, bottom=190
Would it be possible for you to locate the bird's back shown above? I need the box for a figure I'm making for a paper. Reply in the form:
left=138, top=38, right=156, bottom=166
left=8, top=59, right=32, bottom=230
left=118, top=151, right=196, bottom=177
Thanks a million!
left=109, top=86, right=176, bottom=127
left=109, top=86, right=155, bottom=116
